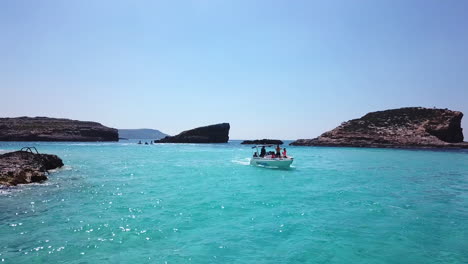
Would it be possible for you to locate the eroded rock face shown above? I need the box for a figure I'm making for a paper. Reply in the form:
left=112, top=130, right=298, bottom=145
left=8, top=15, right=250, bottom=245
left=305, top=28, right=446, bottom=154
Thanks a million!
left=0, top=117, right=118, bottom=141
left=156, top=123, right=230, bottom=143
left=241, top=139, right=284, bottom=145
left=0, top=151, right=64, bottom=186
left=291, top=107, right=467, bottom=148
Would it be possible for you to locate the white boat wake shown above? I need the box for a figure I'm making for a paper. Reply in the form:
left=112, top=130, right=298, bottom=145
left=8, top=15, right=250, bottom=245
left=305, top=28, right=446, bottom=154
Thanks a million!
left=231, top=158, right=250, bottom=166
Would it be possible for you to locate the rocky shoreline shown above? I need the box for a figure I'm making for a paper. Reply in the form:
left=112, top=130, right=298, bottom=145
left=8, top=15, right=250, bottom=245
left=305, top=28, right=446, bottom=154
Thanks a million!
left=291, top=107, right=466, bottom=149
left=290, top=140, right=468, bottom=149
left=0, top=117, right=118, bottom=142
left=0, top=150, right=64, bottom=186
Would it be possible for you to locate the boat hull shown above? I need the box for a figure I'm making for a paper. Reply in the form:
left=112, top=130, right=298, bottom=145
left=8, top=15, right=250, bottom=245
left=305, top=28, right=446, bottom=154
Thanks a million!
left=250, top=157, right=293, bottom=169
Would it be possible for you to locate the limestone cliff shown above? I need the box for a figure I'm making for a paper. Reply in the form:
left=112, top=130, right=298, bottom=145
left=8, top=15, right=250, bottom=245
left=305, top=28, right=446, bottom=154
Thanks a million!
left=0, top=117, right=118, bottom=142
left=291, top=107, right=467, bottom=148
left=156, top=123, right=230, bottom=143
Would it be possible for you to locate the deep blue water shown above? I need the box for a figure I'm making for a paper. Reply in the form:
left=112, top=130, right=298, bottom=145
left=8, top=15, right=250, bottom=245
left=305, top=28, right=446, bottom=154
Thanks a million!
left=1, top=141, right=467, bottom=263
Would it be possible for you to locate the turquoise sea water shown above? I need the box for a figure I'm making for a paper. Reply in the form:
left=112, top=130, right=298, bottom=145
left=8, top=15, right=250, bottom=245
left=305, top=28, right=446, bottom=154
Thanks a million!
left=0, top=141, right=467, bottom=263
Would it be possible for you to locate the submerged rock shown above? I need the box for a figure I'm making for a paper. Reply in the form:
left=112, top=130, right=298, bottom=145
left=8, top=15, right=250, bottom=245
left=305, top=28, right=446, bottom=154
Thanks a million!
left=241, top=139, right=284, bottom=145
left=156, top=123, right=230, bottom=143
left=291, top=107, right=468, bottom=148
left=0, top=117, right=118, bottom=142
left=0, top=151, right=64, bottom=186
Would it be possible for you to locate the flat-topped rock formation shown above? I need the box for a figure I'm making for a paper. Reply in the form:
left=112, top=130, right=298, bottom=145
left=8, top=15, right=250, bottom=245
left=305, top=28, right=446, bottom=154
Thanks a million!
left=291, top=107, right=468, bottom=149
left=241, top=139, right=284, bottom=145
left=0, top=117, right=118, bottom=141
left=0, top=150, right=64, bottom=186
left=156, top=123, right=230, bottom=143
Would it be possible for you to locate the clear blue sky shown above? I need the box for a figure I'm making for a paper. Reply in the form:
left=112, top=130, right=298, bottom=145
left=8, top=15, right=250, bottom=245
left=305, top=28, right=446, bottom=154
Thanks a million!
left=1, top=0, right=467, bottom=139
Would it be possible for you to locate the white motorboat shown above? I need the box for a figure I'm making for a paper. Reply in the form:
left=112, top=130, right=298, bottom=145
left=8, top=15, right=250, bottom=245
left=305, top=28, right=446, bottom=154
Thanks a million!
left=250, top=145, right=293, bottom=169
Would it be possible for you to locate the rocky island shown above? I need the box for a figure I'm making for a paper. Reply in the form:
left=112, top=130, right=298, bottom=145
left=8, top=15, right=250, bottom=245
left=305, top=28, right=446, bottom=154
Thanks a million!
left=0, top=117, right=118, bottom=141
left=241, top=139, right=284, bottom=145
left=0, top=150, right=63, bottom=186
left=291, top=107, right=468, bottom=149
left=156, top=123, right=230, bottom=143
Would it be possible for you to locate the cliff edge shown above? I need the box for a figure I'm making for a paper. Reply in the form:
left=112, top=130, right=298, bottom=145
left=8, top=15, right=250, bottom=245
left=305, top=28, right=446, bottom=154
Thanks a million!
left=156, top=123, right=230, bottom=143
left=291, top=107, right=467, bottom=148
left=0, top=117, right=118, bottom=142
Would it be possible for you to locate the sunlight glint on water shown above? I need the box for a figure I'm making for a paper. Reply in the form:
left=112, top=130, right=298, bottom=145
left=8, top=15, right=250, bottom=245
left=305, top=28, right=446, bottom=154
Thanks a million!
left=0, top=141, right=467, bottom=263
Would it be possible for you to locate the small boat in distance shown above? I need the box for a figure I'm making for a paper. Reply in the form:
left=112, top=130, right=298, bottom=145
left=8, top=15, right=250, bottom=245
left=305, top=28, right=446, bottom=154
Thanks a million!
left=250, top=145, right=294, bottom=169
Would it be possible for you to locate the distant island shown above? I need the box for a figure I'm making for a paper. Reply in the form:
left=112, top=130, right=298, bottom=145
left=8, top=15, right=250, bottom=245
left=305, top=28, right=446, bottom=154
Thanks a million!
left=291, top=107, right=468, bottom=149
left=0, top=117, right=118, bottom=142
left=156, top=123, right=230, bottom=143
left=118, top=129, right=168, bottom=140
left=241, top=139, right=284, bottom=145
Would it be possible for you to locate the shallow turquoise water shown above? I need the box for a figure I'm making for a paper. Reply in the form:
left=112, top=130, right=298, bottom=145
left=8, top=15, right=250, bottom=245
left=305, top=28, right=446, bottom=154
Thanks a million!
left=1, top=141, right=467, bottom=263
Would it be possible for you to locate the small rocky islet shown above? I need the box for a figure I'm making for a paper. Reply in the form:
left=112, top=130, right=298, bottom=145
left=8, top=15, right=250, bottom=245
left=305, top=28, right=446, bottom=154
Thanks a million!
left=291, top=107, right=467, bottom=148
left=0, top=150, right=63, bottom=186
left=156, top=123, right=230, bottom=143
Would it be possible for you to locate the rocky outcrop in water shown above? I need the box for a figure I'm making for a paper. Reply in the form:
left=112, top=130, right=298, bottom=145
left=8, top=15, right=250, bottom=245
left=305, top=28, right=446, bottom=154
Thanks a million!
left=241, top=139, right=284, bottom=145
left=291, top=107, right=467, bottom=148
left=156, top=123, right=230, bottom=143
left=0, top=151, right=64, bottom=186
left=0, top=117, right=118, bottom=141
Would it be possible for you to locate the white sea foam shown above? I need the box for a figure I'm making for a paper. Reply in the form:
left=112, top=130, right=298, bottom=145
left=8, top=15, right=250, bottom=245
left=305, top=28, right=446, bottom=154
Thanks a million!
left=48, top=165, right=72, bottom=173
left=17, top=182, right=53, bottom=187
left=0, top=189, right=11, bottom=195
left=0, top=185, right=24, bottom=195
left=231, top=158, right=250, bottom=166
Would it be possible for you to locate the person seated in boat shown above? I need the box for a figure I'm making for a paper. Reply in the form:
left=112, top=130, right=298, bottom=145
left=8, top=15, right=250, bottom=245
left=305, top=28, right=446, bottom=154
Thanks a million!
left=253, top=152, right=258, bottom=157
left=260, top=146, right=266, bottom=157
left=275, top=145, right=281, bottom=158
left=282, top=148, right=287, bottom=158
